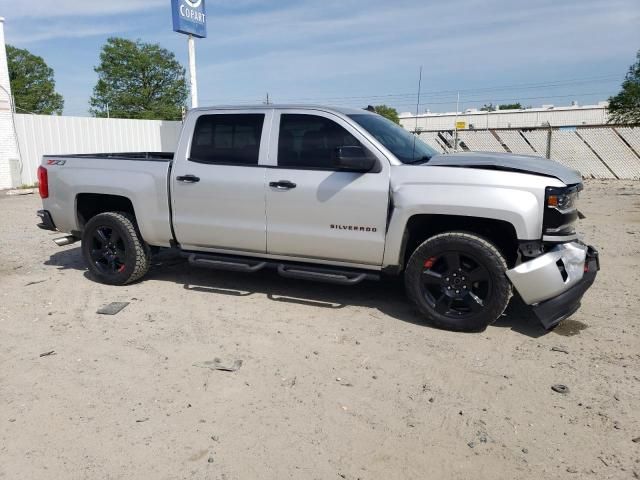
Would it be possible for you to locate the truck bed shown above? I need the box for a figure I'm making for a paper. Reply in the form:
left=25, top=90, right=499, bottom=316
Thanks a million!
left=41, top=152, right=174, bottom=247
left=45, top=152, right=174, bottom=162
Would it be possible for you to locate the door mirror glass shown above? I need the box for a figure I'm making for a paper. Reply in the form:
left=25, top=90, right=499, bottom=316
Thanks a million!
left=334, top=146, right=376, bottom=172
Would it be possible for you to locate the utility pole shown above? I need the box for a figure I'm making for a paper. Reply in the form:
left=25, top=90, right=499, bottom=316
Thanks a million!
left=410, top=66, right=423, bottom=162
left=106, top=103, right=110, bottom=119
left=545, top=121, right=552, bottom=159
left=486, top=103, right=490, bottom=130
left=453, top=92, right=460, bottom=152
left=414, top=66, right=422, bottom=134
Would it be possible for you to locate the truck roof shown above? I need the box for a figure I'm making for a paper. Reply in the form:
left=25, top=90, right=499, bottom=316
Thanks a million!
left=189, top=104, right=376, bottom=116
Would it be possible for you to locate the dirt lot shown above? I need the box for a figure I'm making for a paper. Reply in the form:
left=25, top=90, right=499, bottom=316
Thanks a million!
left=0, top=180, right=639, bottom=480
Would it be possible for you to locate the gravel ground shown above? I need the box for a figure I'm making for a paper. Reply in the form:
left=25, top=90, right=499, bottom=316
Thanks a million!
left=0, top=180, right=639, bottom=480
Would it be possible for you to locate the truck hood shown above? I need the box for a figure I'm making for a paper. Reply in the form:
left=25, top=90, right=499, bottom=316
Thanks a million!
left=427, top=151, right=582, bottom=185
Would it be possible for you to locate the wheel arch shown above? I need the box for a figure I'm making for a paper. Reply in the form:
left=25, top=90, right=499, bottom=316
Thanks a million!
left=398, top=214, right=519, bottom=270
left=76, top=193, right=136, bottom=230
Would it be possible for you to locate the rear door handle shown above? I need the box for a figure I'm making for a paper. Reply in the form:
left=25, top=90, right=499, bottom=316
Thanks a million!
left=269, top=180, right=297, bottom=190
left=177, top=175, right=200, bottom=183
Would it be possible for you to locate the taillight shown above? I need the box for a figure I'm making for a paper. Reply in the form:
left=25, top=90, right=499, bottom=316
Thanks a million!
left=38, top=166, right=49, bottom=199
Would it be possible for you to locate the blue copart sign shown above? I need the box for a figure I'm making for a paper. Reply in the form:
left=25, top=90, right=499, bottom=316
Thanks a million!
left=172, top=0, right=207, bottom=38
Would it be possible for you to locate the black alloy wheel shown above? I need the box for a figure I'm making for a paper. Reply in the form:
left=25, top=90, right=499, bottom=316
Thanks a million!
left=89, top=226, right=127, bottom=275
left=420, top=251, right=492, bottom=318
left=81, top=212, right=151, bottom=285
left=405, top=232, right=512, bottom=331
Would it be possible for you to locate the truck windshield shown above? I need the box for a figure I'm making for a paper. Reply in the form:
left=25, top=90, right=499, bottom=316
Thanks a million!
left=348, top=114, right=438, bottom=164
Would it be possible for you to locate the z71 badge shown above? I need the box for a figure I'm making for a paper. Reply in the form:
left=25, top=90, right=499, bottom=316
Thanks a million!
left=46, top=160, right=66, bottom=166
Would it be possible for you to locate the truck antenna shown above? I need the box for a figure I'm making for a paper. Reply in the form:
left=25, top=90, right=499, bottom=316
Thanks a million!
left=412, top=65, right=423, bottom=161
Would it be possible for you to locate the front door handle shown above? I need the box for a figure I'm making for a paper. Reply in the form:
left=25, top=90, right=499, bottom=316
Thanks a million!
left=269, top=180, right=297, bottom=190
left=177, top=175, right=200, bottom=183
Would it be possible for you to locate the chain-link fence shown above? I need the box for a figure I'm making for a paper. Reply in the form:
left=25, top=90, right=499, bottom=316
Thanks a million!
left=417, top=125, right=640, bottom=180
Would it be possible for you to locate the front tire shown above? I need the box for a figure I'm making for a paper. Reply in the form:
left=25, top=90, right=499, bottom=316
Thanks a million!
left=81, top=212, right=151, bottom=285
left=405, top=232, right=512, bottom=332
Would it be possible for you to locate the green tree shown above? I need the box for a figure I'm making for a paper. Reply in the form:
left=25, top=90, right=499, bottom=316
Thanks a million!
left=480, top=103, right=495, bottom=112
left=368, top=104, right=400, bottom=124
left=498, top=103, right=522, bottom=110
left=6, top=45, right=64, bottom=115
left=90, top=38, right=188, bottom=120
left=608, top=49, right=640, bottom=124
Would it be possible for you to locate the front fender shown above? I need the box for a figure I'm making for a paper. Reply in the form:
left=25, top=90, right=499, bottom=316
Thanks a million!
left=382, top=183, right=542, bottom=268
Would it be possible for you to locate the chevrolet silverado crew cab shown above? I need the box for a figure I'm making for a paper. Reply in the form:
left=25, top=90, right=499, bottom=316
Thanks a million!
left=37, top=105, right=599, bottom=332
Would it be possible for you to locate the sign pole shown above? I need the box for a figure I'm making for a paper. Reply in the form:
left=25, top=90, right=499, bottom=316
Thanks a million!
left=188, top=34, right=198, bottom=108
left=172, top=0, right=206, bottom=108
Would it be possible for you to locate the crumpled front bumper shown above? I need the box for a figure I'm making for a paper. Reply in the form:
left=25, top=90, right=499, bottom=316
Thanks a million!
left=506, top=242, right=599, bottom=329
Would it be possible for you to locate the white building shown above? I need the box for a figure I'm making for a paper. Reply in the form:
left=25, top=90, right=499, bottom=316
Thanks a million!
left=0, top=17, right=180, bottom=190
left=0, top=17, right=21, bottom=189
left=400, top=102, right=610, bottom=132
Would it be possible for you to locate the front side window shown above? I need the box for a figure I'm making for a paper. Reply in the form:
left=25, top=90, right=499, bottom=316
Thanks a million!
left=190, top=114, right=265, bottom=165
left=348, top=113, right=438, bottom=164
left=278, top=114, right=362, bottom=169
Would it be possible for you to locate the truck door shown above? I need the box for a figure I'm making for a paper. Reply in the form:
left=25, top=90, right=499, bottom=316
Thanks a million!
left=171, top=110, right=271, bottom=253
left=265, top=111, right=390, bottom=266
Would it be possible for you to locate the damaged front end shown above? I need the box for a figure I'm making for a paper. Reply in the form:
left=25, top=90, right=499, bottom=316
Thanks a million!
left=507, top=242, right=600, bottom=329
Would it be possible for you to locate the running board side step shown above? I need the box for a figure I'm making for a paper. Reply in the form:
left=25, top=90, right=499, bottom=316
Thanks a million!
left=184, top=252, right=379, bottom=285
left=277, top=265, right=374, bottom=285
left=188, top=254, right=267, bottom=273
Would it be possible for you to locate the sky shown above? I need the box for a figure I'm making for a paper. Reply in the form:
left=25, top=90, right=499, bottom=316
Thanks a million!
left=1, top=0, right=639, bottom=116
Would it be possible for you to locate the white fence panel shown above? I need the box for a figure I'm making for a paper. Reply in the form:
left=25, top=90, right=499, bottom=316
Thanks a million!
left=418, top=132, right=449, bottom=153
left=521, top=130, right=614, bottom=179
left=578, top=129, right=640, bottom=180
left=13, top=114, right=182, bottom=185
left=615, top=127, right=640, bottom=157
left=494, top=130, right=537, bottom=155
left=457, top=131, right=505, bottom=152
left=520, top=130, right=549, bottom=156
left=416, top=126, right=640, bottom=180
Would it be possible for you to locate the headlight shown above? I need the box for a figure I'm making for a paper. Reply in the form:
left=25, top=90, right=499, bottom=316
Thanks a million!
left=546, top=187, right=579, bottom=212
left=543, top=185, right=582, bottom=240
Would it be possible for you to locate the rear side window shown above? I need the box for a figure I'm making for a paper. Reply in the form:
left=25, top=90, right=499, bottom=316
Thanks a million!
left=278, top=114, right=362, bottom=169
left=190, top=114, right=265, bottom=165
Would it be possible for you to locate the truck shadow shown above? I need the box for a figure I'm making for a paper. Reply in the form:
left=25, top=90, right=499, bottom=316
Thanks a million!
left=46, top=248, right=547, bottom=338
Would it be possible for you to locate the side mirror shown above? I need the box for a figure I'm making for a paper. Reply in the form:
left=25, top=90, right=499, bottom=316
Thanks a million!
left=334, top=146, right=376, bottom=172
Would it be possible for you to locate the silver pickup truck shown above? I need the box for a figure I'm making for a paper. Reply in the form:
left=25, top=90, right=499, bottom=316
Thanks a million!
left=37, top=105, right=599, bottom=332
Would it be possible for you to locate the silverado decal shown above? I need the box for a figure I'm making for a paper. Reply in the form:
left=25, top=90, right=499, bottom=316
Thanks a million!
left=47, top=160, right=66, bottom=166
left=331, top=224, right=378, bottom=232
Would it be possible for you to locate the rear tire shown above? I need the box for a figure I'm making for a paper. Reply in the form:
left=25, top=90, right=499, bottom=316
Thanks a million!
left=405, top=232, right=512, bottom=332
left=82, top=212, right=151, bottom=285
